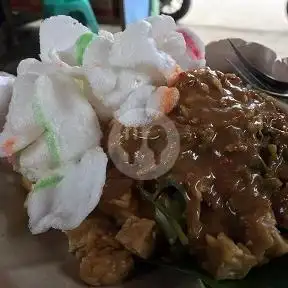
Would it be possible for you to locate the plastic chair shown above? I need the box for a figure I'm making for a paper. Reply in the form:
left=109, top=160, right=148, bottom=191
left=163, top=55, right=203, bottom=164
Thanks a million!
left=43, top=0, right=99, bottom=33
left=150, top=0, right=160, bottom=16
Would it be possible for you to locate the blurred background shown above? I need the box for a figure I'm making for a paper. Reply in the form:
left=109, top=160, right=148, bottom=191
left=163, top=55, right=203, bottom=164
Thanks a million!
left=180, top=0, right=288, bottom=57
left=0, top=0, right=288, bottom=73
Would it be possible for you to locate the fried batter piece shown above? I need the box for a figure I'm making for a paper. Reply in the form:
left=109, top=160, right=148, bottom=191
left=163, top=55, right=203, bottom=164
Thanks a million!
left=66, top=214, right=134, bottom=286
left=97, top=168, right=139, bottom=226
left=98, top=167, right=154, bottom=224
left=203, top=233, right=258, bottom=280
left=22, top=176, right=32, bottom=191
left=116, top=216, right=156, bottom=259
left=79, top=248, right=133, bottom=286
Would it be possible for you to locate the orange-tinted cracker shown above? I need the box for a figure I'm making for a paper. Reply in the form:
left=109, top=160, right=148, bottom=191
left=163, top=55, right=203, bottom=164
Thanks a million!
left=167, top=65, right=183, bottom=87
left=159, top=87, right=180, bottom=114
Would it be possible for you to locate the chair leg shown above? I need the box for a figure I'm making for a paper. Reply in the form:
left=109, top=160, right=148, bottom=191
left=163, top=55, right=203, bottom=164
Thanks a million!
left=150, top=0, right=160, bottom=16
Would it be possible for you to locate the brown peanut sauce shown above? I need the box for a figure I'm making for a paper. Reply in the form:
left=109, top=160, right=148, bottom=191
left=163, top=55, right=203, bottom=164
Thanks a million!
left=167, top=68, right=288, bottom=245
left=105, top=68, right=288, bottom=252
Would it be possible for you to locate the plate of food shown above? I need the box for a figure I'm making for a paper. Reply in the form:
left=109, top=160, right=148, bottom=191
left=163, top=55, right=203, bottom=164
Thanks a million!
left=0, top=14, right=288, bottom=288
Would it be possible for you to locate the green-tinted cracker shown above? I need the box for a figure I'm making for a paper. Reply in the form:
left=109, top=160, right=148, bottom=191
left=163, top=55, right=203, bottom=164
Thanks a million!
left=75, top=33, right=95, bottom=66
left=32, top=98, right=61, bottom=166
left=34, top=174, right=63, bottom=191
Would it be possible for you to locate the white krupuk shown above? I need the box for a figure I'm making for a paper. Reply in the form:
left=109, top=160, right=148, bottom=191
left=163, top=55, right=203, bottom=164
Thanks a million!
left=0, top=15, right=205, bottom=234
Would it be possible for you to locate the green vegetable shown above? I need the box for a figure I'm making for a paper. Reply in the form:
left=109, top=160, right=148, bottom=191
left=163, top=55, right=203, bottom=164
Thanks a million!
left=263, top=177, right=282, bottom=191
left=268, top=144, right=278, bottom=160
left=146, top=255, right=288, bottom=288
left=199, top=280, right=208, bottom=288
left=138, top=185, right=189, bottom=246
left=158, top=178, right=190, bottom=202
left=32, top=97, right=61, bottom=167
left=250, top=155, right=269, bottom=174
left=283, top=148, right=288, bottom=162
left=155, top=208, right=178, bottom=245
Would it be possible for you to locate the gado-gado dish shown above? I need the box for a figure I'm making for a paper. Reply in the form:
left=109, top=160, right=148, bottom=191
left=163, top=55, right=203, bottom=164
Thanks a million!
left=0, top=15, right=288, bottom=287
